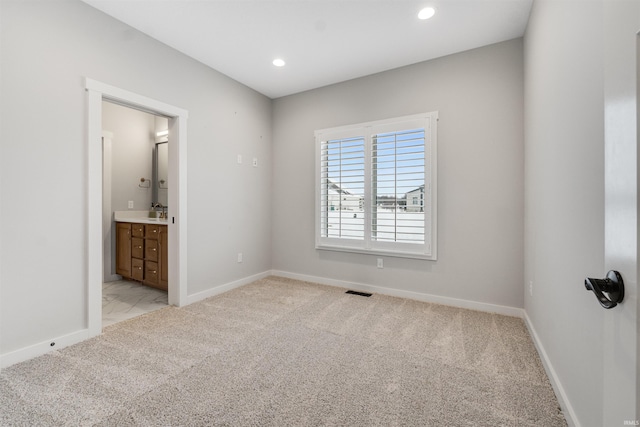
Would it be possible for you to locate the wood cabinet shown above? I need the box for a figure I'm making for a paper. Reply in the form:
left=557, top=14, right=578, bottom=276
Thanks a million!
left=159, top=228, right=168, bottom=288
left=115, top=223, right=132, bottom=278
left=115, top=221, right=168, bottom=291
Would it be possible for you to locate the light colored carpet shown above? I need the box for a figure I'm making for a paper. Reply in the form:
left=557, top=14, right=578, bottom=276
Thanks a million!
left=0, top=276, right=566, bottom=426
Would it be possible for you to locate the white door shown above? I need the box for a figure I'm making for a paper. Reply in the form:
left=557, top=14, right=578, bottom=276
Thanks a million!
left=603, top=2, right=639, bottom=424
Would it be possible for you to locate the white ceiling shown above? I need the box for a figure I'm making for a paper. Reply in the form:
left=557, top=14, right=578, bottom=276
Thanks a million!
left=81, top=0, right=533, bottom=99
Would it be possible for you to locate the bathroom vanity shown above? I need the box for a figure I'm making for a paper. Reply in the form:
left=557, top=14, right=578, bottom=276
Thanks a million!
left=115, top=212, right=168, bottom=291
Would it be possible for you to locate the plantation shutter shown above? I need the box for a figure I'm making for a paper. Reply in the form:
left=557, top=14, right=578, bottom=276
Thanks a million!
left=315, top=112, right=437, bottom=260
left=371, top=128, right=426, bottom=245
left=319, top=135, right=365, bottom=241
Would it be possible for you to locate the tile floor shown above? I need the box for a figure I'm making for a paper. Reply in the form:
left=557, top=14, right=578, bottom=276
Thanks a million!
left=102, top=280, right=168, bottom=327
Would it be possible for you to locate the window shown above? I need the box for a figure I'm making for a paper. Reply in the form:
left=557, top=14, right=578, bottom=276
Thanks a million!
left=315, top=112, right=437, bottom=260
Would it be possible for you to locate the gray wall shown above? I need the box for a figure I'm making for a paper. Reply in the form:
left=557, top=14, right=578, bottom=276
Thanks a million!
left=272, top=39, right=525, bottom=309
left=0, top=0, right=272, bottom=355
left=103, top=101, right=155, bottom=213
left=524, top=1, right=605, bottom=424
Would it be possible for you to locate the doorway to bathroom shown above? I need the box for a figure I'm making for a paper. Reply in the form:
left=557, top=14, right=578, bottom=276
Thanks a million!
left=86, top=78, right=188, bottom=338
left=101, top=101, right=170, bottom=327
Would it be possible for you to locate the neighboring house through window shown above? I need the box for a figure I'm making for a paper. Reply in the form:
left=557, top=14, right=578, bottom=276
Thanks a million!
left=406, top=185, right=425, bottom=212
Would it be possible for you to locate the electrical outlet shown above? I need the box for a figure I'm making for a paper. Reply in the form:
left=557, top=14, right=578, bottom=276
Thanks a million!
left=377, top=258, right=383, bottom=269
left=237, top=155, right=242, bottom=164
left=237, top=253, right=243, bottom=263
left=128, top=200, right=134, bottom=209
left=252, top=157, right=258, bottom=167
left=529, top=281, right=533, bottom=296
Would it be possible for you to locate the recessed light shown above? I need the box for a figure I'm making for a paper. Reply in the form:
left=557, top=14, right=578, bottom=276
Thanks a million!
left=272, top=58, right=286, bottom=67
left=418, top=7, right=436, bottom=20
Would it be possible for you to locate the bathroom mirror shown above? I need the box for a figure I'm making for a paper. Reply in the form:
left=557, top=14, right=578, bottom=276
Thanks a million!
left=153, top=142, right=168, bottom=207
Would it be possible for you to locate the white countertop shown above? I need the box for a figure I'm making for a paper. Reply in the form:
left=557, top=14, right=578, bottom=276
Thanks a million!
left=114, top=210, right=169, bottom=225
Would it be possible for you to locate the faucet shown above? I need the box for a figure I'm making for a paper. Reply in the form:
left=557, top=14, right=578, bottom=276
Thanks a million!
left=151, top=203, right=167, bottom=219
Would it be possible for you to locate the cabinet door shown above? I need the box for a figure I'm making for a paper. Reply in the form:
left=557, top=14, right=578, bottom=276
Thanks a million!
left=145, top=238, right=158, bottom=262
left=145, top=224, right=160, bottom=239
left=131, top=258, right=144, bottom=281
left=145, top=261, right=159, bottom=286
left=131, top=237, right=144, bottom=259
left=115, top=223, right=131, bottom=278
left=159, top=225, right=168, bottom=289
left=132, top=224, right=145, bottom=238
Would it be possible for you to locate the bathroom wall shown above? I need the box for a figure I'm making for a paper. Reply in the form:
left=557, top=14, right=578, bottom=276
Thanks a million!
left=103, top=101, right=155, bottom=213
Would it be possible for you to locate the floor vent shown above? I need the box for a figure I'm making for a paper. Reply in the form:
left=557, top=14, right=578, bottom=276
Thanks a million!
left=345, top=290, right=372, bottom=297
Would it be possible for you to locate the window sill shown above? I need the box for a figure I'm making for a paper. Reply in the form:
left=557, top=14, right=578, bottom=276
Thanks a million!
left=316, top=244, right=436, bottom=261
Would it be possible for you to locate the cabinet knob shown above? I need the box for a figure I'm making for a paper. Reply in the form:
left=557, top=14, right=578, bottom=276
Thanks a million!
left=152, top=248, right=156, bottom=251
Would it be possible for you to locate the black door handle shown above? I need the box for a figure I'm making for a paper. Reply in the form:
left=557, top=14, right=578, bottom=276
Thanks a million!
left=584, top=270, right=624, bottom=309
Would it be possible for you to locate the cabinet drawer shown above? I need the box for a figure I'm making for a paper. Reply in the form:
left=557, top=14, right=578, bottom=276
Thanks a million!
left=145, top=261, right=159, bottom=284
left=132, top=258, right=144, bottom=281
left=145, top=224, right=161, bottom=239
left=132, top=237, right=144, bottom=259
left=145, top=239, right=158, bottom=262
left=131, top=224, right=145, bottom=238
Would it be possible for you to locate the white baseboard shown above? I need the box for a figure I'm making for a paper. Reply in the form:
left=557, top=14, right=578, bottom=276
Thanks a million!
left=271, top=270, right=525, bottom=318
left=523, top=312, right=579, bottom=427
left=1, top=329, right=89, bottom=370
left=185, top=270, right=272, bottom=305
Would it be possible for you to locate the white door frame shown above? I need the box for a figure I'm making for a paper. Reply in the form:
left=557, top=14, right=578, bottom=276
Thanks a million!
left=102, top=131, right=118, bottom=283
left=86, top=78, right=188, bottom=338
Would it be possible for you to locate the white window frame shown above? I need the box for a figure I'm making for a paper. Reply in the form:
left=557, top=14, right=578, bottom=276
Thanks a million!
left=315, top=112, right=438, bottom=260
